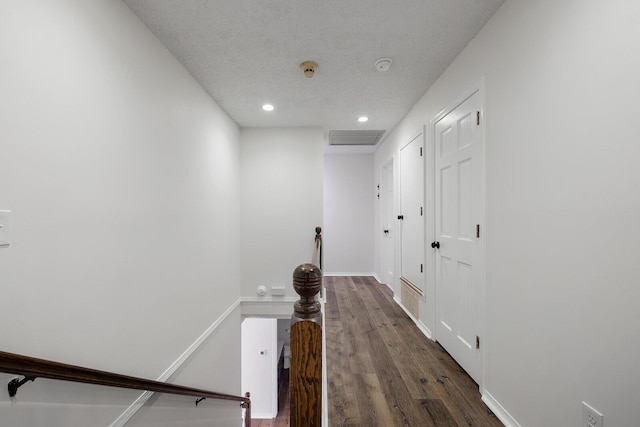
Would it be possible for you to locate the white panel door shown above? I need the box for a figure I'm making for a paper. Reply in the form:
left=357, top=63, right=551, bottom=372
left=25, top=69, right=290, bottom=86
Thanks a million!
left=381, top=160, right=395, bottom=287
left=434, top=90, right=483, bottom=384
left=400, top=135, right=424, bottom=293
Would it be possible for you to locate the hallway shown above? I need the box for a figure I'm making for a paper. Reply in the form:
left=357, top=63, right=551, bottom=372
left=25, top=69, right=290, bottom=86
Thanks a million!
left=325, top=276, right=502, bottom=427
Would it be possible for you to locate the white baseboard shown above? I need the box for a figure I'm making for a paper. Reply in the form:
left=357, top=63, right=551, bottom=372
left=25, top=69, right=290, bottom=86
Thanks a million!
left=320, top=296, right=329, bottom=427
left=482, top=390, right=521, bottom=427
left=393, top=295, right=433, bottom=340
left=109, top=299, right=242, bottom=427
left=416, top=320, right=433, bottom=340
left=392, top=292, right=518, bottom=427
left=393, top=294, right=401, bottom=305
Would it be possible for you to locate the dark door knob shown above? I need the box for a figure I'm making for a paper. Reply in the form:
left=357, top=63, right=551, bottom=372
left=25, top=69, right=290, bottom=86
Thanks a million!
left=431, top=241, right=440, bottom=249
left=383, top=229, right=389, bottom=234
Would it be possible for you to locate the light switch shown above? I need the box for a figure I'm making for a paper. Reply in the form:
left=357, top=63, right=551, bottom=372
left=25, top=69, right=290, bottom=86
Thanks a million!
left=0, top=210, right=10, bottom=247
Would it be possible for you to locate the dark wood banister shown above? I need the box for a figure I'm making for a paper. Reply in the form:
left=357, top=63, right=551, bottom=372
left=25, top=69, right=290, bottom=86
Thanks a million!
left=0, top=350, right=251, bottom=425
left=290, top=226, right=323, bottom=427
left=313, top=226, right=322, bottom=269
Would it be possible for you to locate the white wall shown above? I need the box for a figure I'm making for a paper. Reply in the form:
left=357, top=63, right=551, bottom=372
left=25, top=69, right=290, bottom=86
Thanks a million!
left=241, top=318, right=278, bottom=419
left=323, top=153, right=375, bottom=275
left=240, top=128, right=323, bottom=299
left=0, top=0, right=242, bottom=424
left=125, top=309, right=244, bottom=427
left=374, top=1, right=640, bottom=426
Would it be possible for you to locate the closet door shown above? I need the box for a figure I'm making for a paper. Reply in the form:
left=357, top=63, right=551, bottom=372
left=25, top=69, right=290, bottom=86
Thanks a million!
left=434, top=90, right=483, bottom=384
left=399, top=134, right=424, bottom=295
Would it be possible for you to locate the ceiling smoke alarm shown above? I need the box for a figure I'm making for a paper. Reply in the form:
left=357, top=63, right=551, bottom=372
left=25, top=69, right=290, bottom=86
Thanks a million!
left=375, top=58, right=392, bottom=72
left=300, top=61, right=318, bottom=78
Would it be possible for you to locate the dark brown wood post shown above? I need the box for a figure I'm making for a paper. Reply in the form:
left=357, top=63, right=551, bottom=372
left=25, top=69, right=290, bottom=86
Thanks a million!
left=290, top=263, right=323, bottom=427
left=314, top=226, right=322, bottom=269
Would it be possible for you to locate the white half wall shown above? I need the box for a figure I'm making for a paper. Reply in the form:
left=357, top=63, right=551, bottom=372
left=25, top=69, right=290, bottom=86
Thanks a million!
left=121, top=307, right=243, bottom=427
left=241, top=318, right=279, bottom=419
left=374, top=1, right=640, bottom=426
left=323, top=153, right=375, bottom=275
left=0, top=0, right=242, bottom=424
left=240, top=127, right=323, bottom=299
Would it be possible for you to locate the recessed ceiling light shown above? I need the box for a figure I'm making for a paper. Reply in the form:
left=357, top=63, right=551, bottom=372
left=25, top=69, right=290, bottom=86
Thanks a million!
left=262, top=104, right=274, bottom=112
left=357, top=116, right=369, bottom=123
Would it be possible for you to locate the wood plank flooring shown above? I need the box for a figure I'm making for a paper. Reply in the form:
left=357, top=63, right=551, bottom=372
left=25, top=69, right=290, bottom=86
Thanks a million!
left=325, top=276, right=502, bottom=427
left=253, top=275, right=502, bottom=427
left=252, top=369, right=290, bottom=427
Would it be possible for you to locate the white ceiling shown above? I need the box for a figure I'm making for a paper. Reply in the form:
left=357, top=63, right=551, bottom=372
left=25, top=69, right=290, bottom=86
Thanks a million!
left=124, top=0, right=504, bottom=141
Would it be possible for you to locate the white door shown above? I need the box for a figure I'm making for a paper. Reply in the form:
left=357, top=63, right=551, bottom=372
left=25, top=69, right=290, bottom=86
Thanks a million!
left=400, top=135, right=425, bottom=294
left=381, top=160, right=395, bottom=287
left=434, top=90, right=484, bottom=384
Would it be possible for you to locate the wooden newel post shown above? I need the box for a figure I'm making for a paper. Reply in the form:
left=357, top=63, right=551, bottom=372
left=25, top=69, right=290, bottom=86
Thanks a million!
left=290, top=263, right=323, bottom=427
left=243, top=392, right=251, bottom=427
left=314, top=226, right=322, bottom=268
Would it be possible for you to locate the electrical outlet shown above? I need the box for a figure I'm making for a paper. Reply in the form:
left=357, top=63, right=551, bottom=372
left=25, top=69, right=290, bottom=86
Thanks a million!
left=582, top=401, right=603, bottom=427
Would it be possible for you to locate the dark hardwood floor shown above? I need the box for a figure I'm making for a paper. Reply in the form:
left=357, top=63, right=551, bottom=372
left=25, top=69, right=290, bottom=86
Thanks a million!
left=325, top=276, right=502, bottom=427
left=254, top=275, right=502, bottom=427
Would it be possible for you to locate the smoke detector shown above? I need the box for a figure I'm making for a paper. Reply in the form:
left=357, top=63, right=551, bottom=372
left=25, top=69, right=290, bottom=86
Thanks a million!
left=300, top=61, right=318, bottom=78
left=375, top=58, right=392, bottom=72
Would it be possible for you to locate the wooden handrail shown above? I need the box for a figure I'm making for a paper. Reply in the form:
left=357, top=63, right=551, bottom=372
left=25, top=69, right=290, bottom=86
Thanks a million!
left=0, top=350, right=251, bottom=425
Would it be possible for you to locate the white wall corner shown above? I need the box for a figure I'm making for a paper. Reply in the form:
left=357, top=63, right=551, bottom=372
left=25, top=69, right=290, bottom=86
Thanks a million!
left=416, top=320, right=433, bottom=341
left=481, top=391, right=522, bottom=427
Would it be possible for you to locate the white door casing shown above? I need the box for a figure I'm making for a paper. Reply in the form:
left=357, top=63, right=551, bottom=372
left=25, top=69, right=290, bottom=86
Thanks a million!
left=381, top=160, right=395, bottom=287
left=433, top=88, right=485, bottom=385
left=399, top=134, right=425, bottom=295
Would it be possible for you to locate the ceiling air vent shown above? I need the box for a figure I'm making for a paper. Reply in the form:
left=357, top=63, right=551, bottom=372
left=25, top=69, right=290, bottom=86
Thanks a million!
left=329, top=130, right=386, bottom=146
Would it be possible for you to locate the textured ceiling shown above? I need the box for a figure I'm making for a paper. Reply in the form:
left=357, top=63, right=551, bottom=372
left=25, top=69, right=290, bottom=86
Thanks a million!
left=124, top=0, right=504, bottom=140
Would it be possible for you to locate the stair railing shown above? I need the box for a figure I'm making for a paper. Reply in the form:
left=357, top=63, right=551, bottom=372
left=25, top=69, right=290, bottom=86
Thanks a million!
left=290, top=226, right=323, bottom=427
left=0, top=350, right=251, bottom=426
left=312, top=226, right=322, bottom=268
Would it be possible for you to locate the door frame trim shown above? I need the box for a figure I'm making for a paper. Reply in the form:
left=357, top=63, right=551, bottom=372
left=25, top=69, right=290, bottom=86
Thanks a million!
left=427, top=77, right=487, bottom=391
left=399, top=132, right=427, bottom=300
left=380, top=157, right=395, bottom=291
